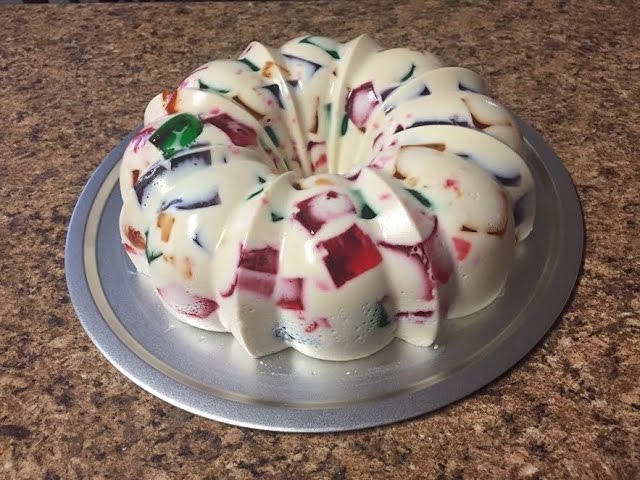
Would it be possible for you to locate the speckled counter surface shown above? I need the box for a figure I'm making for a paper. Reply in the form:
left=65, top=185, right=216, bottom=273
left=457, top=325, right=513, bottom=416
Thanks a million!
left=1, top=1, right=638, bottom=478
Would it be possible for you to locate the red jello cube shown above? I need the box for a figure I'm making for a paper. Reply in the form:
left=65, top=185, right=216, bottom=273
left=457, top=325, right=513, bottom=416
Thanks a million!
left=231, top=246, right=280, bottom=299
left=238, top=246, right=279, bottom=274
left=317, top=224, right=382, bottom=288
left=203, top=113, right=258, bottom=147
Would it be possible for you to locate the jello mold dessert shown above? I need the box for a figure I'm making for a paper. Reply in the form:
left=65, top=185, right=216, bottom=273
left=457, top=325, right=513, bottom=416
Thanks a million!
left=119, top=35, right=535, bottom=361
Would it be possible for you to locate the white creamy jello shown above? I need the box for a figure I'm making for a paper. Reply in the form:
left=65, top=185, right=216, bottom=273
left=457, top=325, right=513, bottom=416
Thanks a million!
left=119, top=35, right=535, bottom=361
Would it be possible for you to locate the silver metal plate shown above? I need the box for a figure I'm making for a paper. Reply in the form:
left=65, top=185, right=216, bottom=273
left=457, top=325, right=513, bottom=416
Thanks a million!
left=65, top=119, right=583, bottom=432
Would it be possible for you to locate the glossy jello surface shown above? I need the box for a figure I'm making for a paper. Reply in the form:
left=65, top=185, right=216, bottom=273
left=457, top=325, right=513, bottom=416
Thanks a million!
left=118, top=35, right=535, bottom=360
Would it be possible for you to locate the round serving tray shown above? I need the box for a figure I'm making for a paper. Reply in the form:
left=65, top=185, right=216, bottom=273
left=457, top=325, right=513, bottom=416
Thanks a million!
left=65, top=118, right=583, bottom=432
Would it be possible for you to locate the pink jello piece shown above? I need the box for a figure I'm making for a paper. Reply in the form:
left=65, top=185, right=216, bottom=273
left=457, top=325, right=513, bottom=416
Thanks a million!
left=203, top=113, right=258, bottom=147
left=220, top=282, right=235, bottom=298
left=396, top=310, right=435, bottom=325
left=223, top=246, right=280, bottom=298
left=346, top=82, right=380, bottom=129
left=294, top=190, right=356, bottom=235
left=157, top=286, right=218, bottom=319
left=452, top=237, right=472, bottom=261
left=304, top=321, right=319, bottom=333
left=123, top=243, right=138, bottom=255
left=131, top=126, right=155, bottom=153
left=444, top=178, right=461, bottom=196
left=313, top=153, right=327, bottom=171
left=237, top=269, right=277, bottom=298
left=317, top=224, right=383, bottom=288
left=379, top=240, right=436, bottom=301
left=275, top=277, right=305, bottom=310
left=304, top=317, right=331, bottom=333
left=370, top=153, right=394, bottom=170
left=238, top=246, right=279, bottom=274
left=314, top=280, right=332, bottom=291
left=236, top=246, right=279, bottom=297
left=425, top=219, right=454, bottom=284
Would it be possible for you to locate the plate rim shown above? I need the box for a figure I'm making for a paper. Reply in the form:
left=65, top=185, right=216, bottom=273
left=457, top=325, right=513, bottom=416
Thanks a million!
left=65, top=120, right=584, bottom=432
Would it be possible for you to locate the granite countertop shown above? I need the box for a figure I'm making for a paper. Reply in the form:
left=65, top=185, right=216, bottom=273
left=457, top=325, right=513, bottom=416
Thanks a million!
left=1, top=1, right=638, bottom=478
